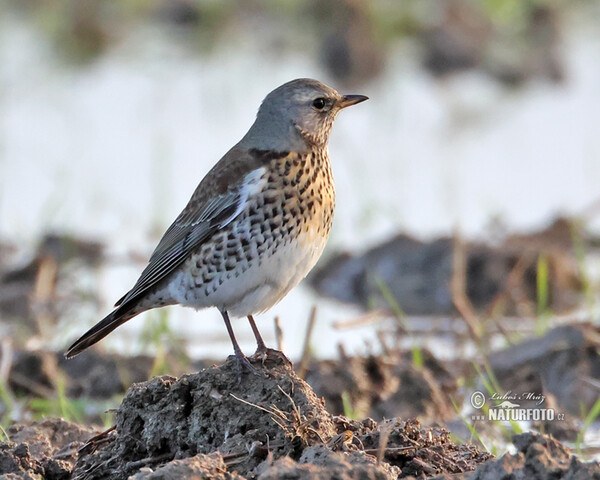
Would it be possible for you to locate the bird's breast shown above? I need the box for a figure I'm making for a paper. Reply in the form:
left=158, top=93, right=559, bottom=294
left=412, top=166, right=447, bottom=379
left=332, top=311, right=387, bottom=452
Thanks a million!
left=263, top=150, right=336, bottom=243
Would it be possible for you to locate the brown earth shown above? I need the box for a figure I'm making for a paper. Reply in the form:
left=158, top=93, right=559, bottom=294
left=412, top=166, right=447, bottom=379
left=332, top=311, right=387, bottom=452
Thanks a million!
left=429, top=432, right=600, bottom=480
left=1, top=354, right=489, bottom=479
left=486, top=322, right=600, bottom=416
left=0, top=418, right=99, bottom=479
left=2, top=352, right=600, bottom=479
left=305, top=349, right=461, bottom=423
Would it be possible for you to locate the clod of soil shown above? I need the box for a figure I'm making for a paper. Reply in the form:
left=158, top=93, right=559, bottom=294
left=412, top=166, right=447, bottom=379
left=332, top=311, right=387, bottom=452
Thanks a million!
left=0, top=418, right=99, bottom=479
left=357, top=418, right=491, bottom=477
left=305, top=350, right=458, bottom=423
left=487, top=322, right=600, bottom=415
left=70, top=354, right=490, bottom=479
left=309, top=218, right=583, bottom=316
left=450, top=432, right=600, bottom=480
left=128, top=452, right=244, bottom=479
left=258, top=444, right=399, bottom=479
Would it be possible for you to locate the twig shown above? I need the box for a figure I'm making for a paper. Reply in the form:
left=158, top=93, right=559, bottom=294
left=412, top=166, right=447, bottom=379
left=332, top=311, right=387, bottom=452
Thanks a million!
left=377, top=421, right=393, bottom=466
left=451, top=231, right=481, bottom=343
left=582, top=376, right=600, bottom=390
left=32, top=256, right=58, bottom=338
left=229, top=393, right=288, bottom=433
left=9, top=371, right=55, bottom=399
left=0, top=337, right=14, bottom=383
left=485, top=252, right=535, bottom=337
left=230, top=393, right=278, bottom=416
left=124, top=452, right=173, bottom=471
left=364, top=445, right=419, bottom=455
left=274, top=316, right=283, bottom=352
left=376, top=330, right=392, bottom=357
left=77, top=426, right=117, bottom=456
left=337, top=343, right=348, bottom=362
left=222, top=442, right=284, bottom=463
left=503, top=252, right=536, bottom=317
left=332, top=310, right=385, bottom=330
left=296, top=306, right=317, bottom=379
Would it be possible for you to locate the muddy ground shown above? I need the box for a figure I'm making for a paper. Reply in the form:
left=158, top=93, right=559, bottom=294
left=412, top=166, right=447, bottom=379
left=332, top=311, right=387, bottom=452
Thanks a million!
left=2, top=322, right=600, bottom=479
left=1, top=353, right=599, bottom=479
left=2, top=342, right=600, bottom=479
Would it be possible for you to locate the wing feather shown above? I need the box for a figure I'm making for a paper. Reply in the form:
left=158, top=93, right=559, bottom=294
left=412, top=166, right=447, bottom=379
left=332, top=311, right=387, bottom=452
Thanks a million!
left=116, top=166, right=267, bottom=307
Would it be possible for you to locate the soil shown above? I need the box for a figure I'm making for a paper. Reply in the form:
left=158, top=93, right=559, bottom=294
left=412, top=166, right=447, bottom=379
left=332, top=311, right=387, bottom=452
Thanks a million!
left=305, top=350, right=460, bottom=423
left=2, top=351, right=600, bottom=478
left=8, top=349, right=155, bottom=402
left=0, top=418, right=99, bottom=480
left=6, top=323, right=599, bottom=445
left=438, top=432, right=600, bottom=480
left=1, top=354, right=491, bottom=479
left=72, top=353, right=338, bottom=479
left=7, top=344, right=463, bottom=427
left=0, top=233, right=104, bottom=338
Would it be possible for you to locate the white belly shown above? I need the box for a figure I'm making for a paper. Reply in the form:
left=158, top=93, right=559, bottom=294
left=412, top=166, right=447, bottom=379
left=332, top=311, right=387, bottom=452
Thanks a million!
left=227, top=233, right=327, bottom=316
left=166, top=230, right=328, bottom=317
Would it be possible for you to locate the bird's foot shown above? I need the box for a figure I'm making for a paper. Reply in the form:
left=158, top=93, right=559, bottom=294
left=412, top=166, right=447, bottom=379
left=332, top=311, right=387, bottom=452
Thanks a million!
left=228, top=352, right=267, bottom=381
left=252, top=347, right=293, bottom=368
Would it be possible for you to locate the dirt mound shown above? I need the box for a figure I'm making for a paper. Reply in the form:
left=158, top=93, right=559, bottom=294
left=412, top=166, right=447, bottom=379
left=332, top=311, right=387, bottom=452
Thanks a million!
left=73, top=354, right=336, bottom=479
left=69, top=354, right=488, bottom=479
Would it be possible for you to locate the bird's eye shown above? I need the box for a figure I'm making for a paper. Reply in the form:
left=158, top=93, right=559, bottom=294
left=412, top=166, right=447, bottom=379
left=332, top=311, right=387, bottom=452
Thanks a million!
left=312, top=97, right=327, bottom=110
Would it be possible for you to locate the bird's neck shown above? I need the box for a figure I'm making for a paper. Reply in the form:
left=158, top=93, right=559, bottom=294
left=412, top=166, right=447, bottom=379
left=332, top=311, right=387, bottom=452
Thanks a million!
left=238, top=116, right=312, bottom=153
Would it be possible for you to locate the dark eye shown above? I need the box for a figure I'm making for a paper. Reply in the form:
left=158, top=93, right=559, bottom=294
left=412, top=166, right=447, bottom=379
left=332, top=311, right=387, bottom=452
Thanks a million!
left=312, top=97, right=327, bottom=110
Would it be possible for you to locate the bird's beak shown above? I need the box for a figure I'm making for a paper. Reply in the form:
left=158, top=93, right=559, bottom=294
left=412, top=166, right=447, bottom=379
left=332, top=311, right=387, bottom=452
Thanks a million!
left=338, top=94, right=369, bottom=109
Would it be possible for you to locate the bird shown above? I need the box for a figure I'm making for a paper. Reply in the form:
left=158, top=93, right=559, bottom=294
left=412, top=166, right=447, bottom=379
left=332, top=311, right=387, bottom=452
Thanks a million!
left=65, top=78, right=368, bottom=371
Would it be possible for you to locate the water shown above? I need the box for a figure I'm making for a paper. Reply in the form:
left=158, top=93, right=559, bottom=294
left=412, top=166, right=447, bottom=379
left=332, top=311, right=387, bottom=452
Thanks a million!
left=2, top=15, right=600, bottom=359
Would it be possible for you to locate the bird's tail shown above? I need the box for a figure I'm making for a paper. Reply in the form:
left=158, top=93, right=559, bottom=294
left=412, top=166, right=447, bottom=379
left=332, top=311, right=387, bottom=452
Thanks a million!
left=64, top=307, right=140, bottom=358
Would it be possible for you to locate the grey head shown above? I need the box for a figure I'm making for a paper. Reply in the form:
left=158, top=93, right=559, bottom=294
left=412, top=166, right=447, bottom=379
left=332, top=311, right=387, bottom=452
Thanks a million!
left=239, top=78, right=368, bottom=152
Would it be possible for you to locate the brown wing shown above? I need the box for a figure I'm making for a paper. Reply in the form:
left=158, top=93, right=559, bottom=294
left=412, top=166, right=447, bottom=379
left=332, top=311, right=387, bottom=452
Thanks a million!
left=114, top=147, right=288, bottom=309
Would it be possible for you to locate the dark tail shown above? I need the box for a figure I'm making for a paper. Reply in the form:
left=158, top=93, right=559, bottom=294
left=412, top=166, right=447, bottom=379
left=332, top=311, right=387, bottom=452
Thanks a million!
left=64, top=307, right=139, bottom=358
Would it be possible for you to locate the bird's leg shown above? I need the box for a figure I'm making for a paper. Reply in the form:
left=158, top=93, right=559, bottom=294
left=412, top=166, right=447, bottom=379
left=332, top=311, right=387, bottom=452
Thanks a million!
left=247, top=315, right=267, bottom=353
left=220, top=310, right=262, bottom=377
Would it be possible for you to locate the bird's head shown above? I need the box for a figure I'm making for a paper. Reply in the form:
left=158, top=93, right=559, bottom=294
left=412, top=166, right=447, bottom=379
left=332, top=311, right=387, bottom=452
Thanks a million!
left=241, top=78, right=368, bottom=152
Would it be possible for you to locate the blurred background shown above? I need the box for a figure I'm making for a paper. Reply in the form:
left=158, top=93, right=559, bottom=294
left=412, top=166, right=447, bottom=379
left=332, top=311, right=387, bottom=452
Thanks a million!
left=2, top=0, right=600, bottom=443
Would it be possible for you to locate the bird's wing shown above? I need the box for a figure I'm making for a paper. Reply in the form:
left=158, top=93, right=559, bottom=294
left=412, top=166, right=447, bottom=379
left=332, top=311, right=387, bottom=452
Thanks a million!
left=116, top=165, right=267, bottom=308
